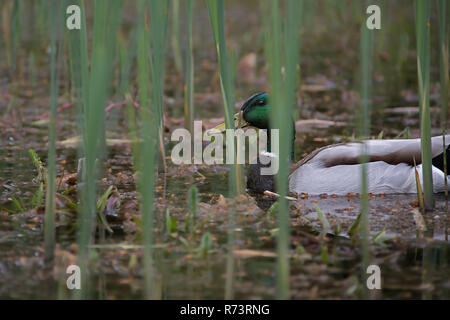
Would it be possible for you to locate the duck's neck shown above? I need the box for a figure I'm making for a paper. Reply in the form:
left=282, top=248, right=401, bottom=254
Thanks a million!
left=247, top=121, right=295, bottom=194
left=266, top=121, right=295, bottom=161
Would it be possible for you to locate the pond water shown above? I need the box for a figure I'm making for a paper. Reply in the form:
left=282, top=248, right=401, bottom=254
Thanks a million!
left=0, top=101, right=449, bottom=299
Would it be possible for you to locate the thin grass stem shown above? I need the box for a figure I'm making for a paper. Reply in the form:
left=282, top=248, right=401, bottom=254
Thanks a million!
left=437, top=0, right=449, bottom=210
left=44, top=0, right=64, bottom=262
left=414, top=0, right=434, bottom=210
left=358, top=0, right=374, bottom=298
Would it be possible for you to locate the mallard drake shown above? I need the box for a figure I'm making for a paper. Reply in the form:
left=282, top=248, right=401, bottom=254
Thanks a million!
left=213, top=92, right=450, bottom=195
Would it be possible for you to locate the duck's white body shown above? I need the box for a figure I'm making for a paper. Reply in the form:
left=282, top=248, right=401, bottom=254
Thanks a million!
left=289, top=135, right=450, bottom=195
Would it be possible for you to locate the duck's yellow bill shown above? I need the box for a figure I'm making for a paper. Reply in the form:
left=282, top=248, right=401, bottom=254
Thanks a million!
left=208, top=112, right=249, bottom=135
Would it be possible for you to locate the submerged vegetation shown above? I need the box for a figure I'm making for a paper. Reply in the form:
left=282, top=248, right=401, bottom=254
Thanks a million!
left=0, top=0, right=449, bottom=300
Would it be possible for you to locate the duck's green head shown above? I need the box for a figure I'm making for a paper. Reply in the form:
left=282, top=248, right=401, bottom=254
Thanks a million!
left=240, top=92, right=270, bottom=129
left=210, top=92, right=270, bottom=132
left=210, top=92, right=295, bottom=159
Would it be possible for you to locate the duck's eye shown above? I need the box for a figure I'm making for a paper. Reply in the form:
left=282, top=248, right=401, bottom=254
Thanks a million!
left=256, top=100, right=265, bottom=106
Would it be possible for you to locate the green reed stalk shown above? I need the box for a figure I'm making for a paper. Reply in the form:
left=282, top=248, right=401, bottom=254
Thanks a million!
left=138, top=0, right=169, bottom=299
left=263, top=0, right=303, bottom=300
left=358, top=1, right=374, bottom=298
left=105, top=0, right=123, bottom=96
left=184, top=0, right=194, bottom=134
left=35, top=0, right=48, bottom=40
left=76, top=0, right=101, bottom=298
left=437, top=0, right=449, bottom=209
left=1, top=2, right=10, bottom=68
left=415, top=0, right=434, bottom=210
left=206, top=0, right=235, bottom=136
left=136, top=0, right=152, bottom=299
left=68, top=0, right=120, bottom=298
left=67, top=0, right=89, bottom=132
left=9, top=0, right=22, bottom=74
left=171, top=0, right=183, bottom=75
left=206, top=0, right=242, bottom=194
left=0, top=0, right=20, bottom=73
left=150, top=0, right=169, bottom=174
left=44, top=0, right=63, bottom=262
left=136, top=0, right=151, bottom=265
left=66, top=0, right=89, bottom=232
left=206, top=0, right=241, bottom=299
left=149, top=0, right=170, bottom=177
left=118, top=29, right=136, bottom=98
left=125, top=94, right=141, bottom=172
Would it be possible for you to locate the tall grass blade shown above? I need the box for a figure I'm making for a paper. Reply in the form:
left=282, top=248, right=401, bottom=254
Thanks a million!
left=67, top=0, right=89, bottom=138
left=138, top=0, right=169, bottom=299
left=36, top=0, right=49, bottom=43
left=150, top=0, right=169, bottom=174
left=358, top=0, right=374, bottom=298
left=171, top=0, right=183, bottom=75
left=44, top=0, right=64, bottom=262
left=184, top=0, right=194, bottom=134
left=136, top=0, right=153, bottom=299
left=187, top=185, right=199, bottom=236
left=414, top=157, right=425, bottom=209
left=10, top=0, right=22, bottom=74
left=437, top=0, right=449, bottom=209
left=65, top=4, right=90, bottom=295
left=68, top=0, right=120, bottom=298
left=206, top=0, right=240, bottom=299
left=1, top=1, right=12, bottom=69
left=117, top=29, right=137, bottom=98
left=414, top=0, right=434, bottom=210
left=263, top=0, right=303, bottom=299
left=125, top=94, right=141, bottom=170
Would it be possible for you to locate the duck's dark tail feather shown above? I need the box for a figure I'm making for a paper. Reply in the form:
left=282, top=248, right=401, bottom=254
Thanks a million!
left=432, top=145, right=450, bottom=175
